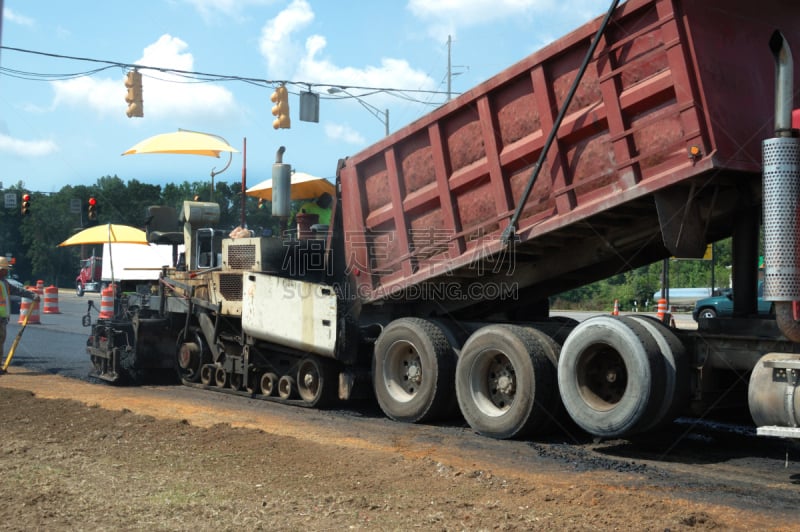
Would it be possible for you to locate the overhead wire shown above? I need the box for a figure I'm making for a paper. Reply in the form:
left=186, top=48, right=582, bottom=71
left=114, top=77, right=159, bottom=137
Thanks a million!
left=0, top=45, right=456, bottom=105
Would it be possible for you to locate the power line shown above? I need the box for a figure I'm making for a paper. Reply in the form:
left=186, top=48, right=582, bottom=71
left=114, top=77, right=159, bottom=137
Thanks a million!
left=0, top=45, right=457, bottom=102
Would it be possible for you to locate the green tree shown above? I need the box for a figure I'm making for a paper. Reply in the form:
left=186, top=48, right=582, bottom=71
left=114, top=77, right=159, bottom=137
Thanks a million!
left=0, top=183, right=29, bottom=282
left=20, top=191, right=76, bottom=286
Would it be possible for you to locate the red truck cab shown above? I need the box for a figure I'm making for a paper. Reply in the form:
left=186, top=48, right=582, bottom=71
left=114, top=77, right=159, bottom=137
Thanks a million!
left=76, top=255, right=102, bottom=297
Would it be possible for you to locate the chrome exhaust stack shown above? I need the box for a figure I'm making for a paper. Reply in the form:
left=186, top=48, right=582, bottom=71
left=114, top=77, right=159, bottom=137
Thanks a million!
left=750, top=31, right=800, bottom=439
left=763, top=31, right=800, bottom=342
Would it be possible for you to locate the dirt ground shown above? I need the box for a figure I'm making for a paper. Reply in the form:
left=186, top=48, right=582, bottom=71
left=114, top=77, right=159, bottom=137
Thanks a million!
left=0, top=370, right=796, bottom=531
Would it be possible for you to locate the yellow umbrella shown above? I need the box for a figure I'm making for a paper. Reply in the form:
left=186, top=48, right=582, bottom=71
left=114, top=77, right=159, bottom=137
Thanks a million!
left=246, top=171, right=335, bottom=201
left=59, top=224, right=150, bottom=288
left=59, top=224, right=148, bottom=247
left=122, top=130, right=239, bottom=157
left=123, top=130, right=239, bottom=201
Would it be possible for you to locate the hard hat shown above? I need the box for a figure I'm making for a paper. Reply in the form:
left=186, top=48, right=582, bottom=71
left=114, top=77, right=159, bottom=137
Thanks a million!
left=0, top=257, right=8, bottom=270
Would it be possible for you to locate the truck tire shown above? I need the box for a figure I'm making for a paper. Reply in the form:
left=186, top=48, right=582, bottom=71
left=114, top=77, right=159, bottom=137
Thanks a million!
left=558, top=316, right=665, bottom=439
left=76, top=282, right=84, bottom=297
left=623, top=315, right=690, bottom=431
left=373, top=318, right=457, bottom=423
left=697, top=308, right=716, bottom=319
left=455, top=325, right=559, bottom=439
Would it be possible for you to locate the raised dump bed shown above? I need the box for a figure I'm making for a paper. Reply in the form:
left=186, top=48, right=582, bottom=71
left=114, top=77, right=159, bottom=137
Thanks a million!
left=338, top=0, right=800, bottom=315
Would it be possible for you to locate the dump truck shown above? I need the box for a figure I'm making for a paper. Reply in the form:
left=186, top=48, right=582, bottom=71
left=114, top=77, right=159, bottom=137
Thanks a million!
left=87, top=0, right=800, bottom=441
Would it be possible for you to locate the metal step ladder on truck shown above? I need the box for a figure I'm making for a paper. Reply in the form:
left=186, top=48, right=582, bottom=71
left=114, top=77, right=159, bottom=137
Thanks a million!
left=86, top=0, right=800, bottom=441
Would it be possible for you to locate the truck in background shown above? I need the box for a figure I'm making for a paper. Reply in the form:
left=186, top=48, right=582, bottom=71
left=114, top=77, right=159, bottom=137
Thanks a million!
left=87, top=0, right=800, bottom=442
left=652, top=288, right=714, bottom=311
left=100, top=243, right=179, bottom=288
left=76, top=243, right=181, bottom=297
left=75, top=254, right=102, bottom=296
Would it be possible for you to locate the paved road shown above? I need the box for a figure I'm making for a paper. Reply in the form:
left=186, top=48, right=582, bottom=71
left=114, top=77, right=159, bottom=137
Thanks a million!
left=3, top=289, right=98, bottom=380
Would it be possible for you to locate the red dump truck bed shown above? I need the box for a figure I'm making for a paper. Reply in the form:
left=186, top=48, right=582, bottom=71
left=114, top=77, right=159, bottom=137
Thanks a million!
left=338, top=0, right=800, bottom=313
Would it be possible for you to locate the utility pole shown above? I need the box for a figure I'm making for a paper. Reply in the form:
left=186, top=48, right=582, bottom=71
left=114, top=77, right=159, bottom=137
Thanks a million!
left=447, top=35, right=468, bottom=101
left=447, top=35, right=452, bottom=101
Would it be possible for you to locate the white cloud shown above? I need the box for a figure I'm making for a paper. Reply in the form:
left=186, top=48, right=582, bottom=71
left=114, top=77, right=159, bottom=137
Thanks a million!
left=324, top=123, right=365, bottom=145
left=259, top=0, right=315, bottom=79
left=3, top=7, right=35, bottom=27
left=0, top=134, right=58, bottom=157
left=258, top=1, right=436, bottom=93
left=51, top=76, right=120, bottom=114
left=49, top=34, right=237, bottom=120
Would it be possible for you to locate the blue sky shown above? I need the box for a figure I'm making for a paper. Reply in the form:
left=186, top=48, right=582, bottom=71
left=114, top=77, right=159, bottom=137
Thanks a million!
left=1, top=0, right=603, bottom=195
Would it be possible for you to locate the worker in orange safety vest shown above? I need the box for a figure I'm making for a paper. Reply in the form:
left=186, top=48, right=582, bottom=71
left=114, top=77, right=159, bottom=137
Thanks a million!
left=0, top=257, right=39, bottom=355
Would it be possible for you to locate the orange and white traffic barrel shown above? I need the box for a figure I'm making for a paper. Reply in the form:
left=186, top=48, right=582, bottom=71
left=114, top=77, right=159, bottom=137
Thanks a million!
left=36, top=279, right=44, bottom=291
left=656, top=298, right=668, bottom=321
left=18, top=288, right=41, bottom=325
left=98, top=286, right=115, bottom=320
left=43, top=285, right=60, bottom=314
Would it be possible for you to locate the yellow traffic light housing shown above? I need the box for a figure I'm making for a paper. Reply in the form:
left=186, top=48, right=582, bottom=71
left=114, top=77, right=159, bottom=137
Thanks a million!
left=21, top=194, right=30, bottom=216
left=271, top=84, right=291, bottom=129
left=125, top=70, right=144, bottom=118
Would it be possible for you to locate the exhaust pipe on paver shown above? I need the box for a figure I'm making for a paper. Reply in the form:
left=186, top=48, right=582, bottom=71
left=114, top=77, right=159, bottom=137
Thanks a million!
left=763, top=31, right=800, bottom=342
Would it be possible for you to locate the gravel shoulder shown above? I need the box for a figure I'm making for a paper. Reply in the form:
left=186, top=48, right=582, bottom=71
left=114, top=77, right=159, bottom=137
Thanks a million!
left=0, top=369, right=797, bottom=531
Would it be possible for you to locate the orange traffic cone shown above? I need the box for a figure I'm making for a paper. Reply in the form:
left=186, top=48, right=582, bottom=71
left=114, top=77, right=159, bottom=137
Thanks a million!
left=18, top=289, right=41, bottom=325
left=612, top=299, right=620, bottom=316
left=656, top=298, right=668, bottom=321
left=43, top=285, right=60, bottom=314
left=98, top=286, right=115, bottom=319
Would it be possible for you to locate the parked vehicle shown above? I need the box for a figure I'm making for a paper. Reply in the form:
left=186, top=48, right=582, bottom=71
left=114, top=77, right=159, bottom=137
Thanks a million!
left=76, top=243, right=180, bottom=297
left=86, top=0, right=800, bottom=441
left=653, top=288, right=713, bottom=308
left=693, top=283, right=774, bottom=321
left=75, top=255, right=102, bottom=296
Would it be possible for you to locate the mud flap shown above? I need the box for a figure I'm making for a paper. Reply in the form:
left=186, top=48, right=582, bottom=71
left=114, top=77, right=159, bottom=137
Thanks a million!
left=654, top=185, right=707, bottom=258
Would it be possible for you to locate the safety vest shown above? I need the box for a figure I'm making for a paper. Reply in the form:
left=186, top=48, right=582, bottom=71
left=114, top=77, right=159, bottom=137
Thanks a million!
left=0, top=281, right=8, bottom=318
left=298, top=202, right=331, bottom=225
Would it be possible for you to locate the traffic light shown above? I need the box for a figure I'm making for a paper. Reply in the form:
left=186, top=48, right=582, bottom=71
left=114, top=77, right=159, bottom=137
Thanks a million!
left=87, top=197, right=98, bottom=221
left=125, top=70, right=144, bottom=118
left=21, top=194, right=30, bottom=216
left=271, top=84, right=291, bottom=129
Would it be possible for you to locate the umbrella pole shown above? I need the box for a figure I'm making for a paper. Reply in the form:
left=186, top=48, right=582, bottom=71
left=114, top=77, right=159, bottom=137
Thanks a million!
left=241, top=137, right=247, bottom=228
left=210, top=151, right=233, bottom=202
left=107, top=224, right=115, bottom=289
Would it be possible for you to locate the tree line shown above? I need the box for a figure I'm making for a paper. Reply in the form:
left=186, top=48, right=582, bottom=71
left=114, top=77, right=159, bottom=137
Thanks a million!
left=551, top=243, right=733, bottom=312
left=1, top=176, right=279, bottom=288
left=1, top=175, right=736, bottom=309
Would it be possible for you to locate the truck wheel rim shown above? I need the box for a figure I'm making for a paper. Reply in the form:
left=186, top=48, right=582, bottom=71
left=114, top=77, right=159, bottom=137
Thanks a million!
left=469, top=350, right=515, bottom=416
left=576, top=345, right=626, bottom=411
left=383, top=341, right=423, bottom=403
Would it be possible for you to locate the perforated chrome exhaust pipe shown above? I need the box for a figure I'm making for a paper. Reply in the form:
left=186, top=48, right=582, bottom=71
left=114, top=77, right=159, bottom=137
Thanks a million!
left=763, top=31, right=800, bottom=341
